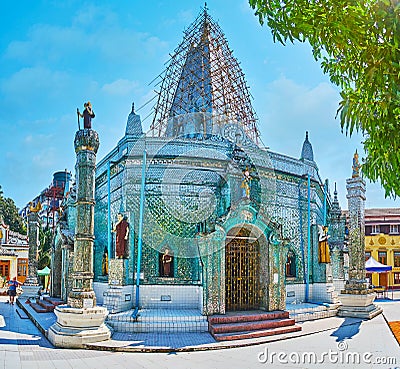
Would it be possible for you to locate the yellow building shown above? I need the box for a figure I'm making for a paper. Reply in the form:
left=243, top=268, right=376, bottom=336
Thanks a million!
left=364, top=208, right=400, bottom=289
left=0, top=220, right=29, bottom=285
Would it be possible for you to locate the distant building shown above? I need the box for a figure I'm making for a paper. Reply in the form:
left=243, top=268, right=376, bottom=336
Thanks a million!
left=0, top=219, right=28, bottom=284
left=364, top=208, right=400, bottom=289
left=19, top=170, right=72, bottom=230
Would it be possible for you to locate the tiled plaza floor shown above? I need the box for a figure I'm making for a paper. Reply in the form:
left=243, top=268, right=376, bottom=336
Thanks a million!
left=7, top=292, right=400, bottom=352
left=0, top=294, right=399, bottom=369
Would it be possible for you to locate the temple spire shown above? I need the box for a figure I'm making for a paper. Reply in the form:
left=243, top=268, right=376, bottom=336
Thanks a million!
left=331, top=182, right=341, bottom=218
left=300, top=131, right=314, bottom=161
left=150, top=8, right=259, bottom=143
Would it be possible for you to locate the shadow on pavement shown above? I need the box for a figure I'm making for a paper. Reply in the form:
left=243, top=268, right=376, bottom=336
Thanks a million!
left=330, top=317, right=362, bottom=342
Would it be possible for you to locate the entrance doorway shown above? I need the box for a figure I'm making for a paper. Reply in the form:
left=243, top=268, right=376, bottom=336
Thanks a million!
left=225, top=228, right=260, bottom=311
left=0, top=260, right=10, bottom=281
left=379, top=272, right=388, bottom=288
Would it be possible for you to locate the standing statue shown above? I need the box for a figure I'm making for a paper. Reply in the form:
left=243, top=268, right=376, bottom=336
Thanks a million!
left=161, top=248, right=173, bottom=277
left=352, top=150, right=361, bottom=178
left=77, top=101, right=95, bottom=129
left=318, top=225, right=331, bottom=263
left=240, top=168, right=252, bottom=199
left=101, top=248, right=108, bottom=275
left=112, top=213, right=130, bottom=259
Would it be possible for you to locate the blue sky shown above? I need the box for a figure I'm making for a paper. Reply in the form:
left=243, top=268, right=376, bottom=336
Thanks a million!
left=0, top=0, right=398, bottom=210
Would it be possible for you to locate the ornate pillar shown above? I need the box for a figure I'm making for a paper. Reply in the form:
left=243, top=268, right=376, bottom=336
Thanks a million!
left=345, top=172, right=367, bottom=289
left=67, top=129, right=99, bottom=308
left=329, top=184, right=345, bottom=281
left=22, top=212, right=42, bottom=297
left=26, top=212, right=40, bottom=284
left=338, top=151, right=382, bottom=319
left=48, top=128, right=111, bottom=348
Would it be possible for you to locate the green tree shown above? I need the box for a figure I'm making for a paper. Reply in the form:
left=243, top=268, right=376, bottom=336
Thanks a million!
left=38, top=226, right=52, bottom=270
left=249, top=0, right=400, bottom=197
left=0, top=185, right=26, bottom=234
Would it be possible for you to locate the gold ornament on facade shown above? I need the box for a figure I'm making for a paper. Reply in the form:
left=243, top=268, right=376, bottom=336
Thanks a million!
left=378, top=236, right=386, bottom=245
left=29, top=201, right=42, bottom=213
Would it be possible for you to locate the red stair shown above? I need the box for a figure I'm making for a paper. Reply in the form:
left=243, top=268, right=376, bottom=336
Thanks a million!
left=29, top=302, right=49, bottom=313
left=44, top=296, right=65, bottom=306
left=208, top=310, right=301, bottom=341
left=29, top=296, right=65, bottom=313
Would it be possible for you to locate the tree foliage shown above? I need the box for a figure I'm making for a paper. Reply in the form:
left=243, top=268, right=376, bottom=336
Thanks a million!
left=38, top=226, right=52, bottom=269
left=249, top=0, right=400, bottom=197
left=0, top=185, right=26, bottom=234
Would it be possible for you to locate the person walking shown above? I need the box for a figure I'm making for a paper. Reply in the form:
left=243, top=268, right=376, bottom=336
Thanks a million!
left=7, top=277, right=21, bottom=305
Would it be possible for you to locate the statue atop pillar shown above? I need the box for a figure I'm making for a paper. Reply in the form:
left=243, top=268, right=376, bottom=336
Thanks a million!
left=77, top=101, right=95, bottom=129
left=48, top=111, right=110, bottom=348
left=352, top=150, right=361, bottom=178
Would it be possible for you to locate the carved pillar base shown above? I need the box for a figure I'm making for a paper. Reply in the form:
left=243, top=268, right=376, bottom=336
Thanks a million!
left=48, top=305, right=110, bottom=348
left=338, top=291, right=382, bottom=319
left=68, top=290, right=97, bottom=309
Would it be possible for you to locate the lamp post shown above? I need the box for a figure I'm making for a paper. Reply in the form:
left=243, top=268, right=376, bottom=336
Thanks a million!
left=305, top=173, right=311, bottom=302
left=106, top=159, right=125, bottom=269
left=132, top=150, right=146, bottom=319
left=107, top=160, right=112, bottom=267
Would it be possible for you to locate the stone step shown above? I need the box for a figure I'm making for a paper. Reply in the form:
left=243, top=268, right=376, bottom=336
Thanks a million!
left=208, top=310, right=301, bottom=341
left=107, top=320, right=209, bottom=333
left=44, top=297, right=65, bottom=306
left=287, top=305, right=327, bottom=314
left=29, top=303, right=48, bottom=314
left=290, top=308, right=337, bottom=322
left=107, top=310, right=206, bottom=323
left=36, top=299, right=55, bottom=312
left=106, top=308, right=209, bottom=333
left=209, top=318, right=296, bottom=334
left=208, top=310, right=289, bottom=325
left=213, top=324, right=302, bottom=341
left=16, top=308, right=29, bottom=319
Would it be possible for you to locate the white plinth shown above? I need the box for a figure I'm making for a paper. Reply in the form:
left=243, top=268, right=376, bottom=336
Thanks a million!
left=103, top=285, right=134, bottom=313
left=21, top=285, right=42, bottom=298
left=338, top=292, right=382, bottom=319
left=48, top=305, right=111, bottom=348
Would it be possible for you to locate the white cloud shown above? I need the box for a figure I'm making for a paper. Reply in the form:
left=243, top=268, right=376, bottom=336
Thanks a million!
left=257, top=76, right=341, bottom=158
left=265, top=77, right=339, bottom=121
left=24, top=133, right=55, bottom=145
left=4, top=12, right=168, bottom=66
left=101, top=79, right=139, bottom=96
left=32, top=147, right=58, bottom=168
left=1, top=67, right=70, bottom=98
